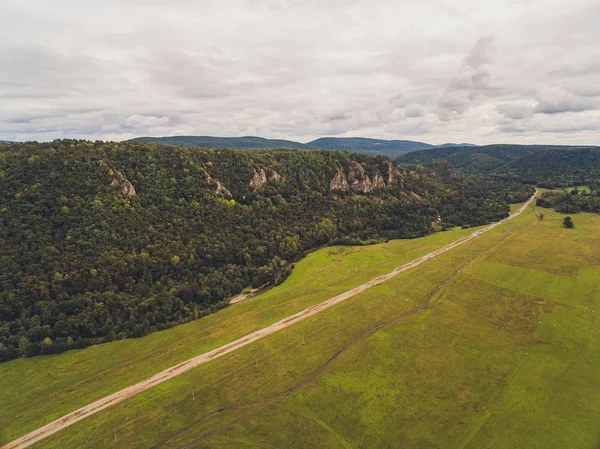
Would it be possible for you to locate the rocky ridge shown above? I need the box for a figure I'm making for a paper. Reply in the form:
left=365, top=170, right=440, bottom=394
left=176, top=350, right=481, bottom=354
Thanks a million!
left=100, top=161, right=136, bottom=197
left=202, top=169, right=232, bottom=197
left=330, top=160, right=410, bottom=193
left=250, top=168, right=282, bottom=189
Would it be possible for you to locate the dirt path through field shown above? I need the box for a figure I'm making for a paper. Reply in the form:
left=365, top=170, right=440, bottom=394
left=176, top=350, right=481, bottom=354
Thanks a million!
left=2, top=191, right=537, bottom=449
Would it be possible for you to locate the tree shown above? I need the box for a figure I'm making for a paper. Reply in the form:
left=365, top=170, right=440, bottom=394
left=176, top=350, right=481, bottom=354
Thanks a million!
left=18, top=336, right=30, bottom=356
left=563, top=216, right=574, bottom=228
left=40, top=337, right=54, bottom=354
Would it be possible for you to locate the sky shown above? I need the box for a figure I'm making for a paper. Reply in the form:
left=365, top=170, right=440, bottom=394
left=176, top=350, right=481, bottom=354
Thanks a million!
left=1, top=0, right=599, bottom=145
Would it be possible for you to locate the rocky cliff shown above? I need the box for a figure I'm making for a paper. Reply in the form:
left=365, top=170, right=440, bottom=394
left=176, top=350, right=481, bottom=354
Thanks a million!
left=250, top=168, right=268, bottom=189
left=250, top=168, right=282, bottom=189
left=100, top=161, right=136, bottom=197
left=202, top=169, right=232, bottom=197
left=330, top=160, right=408, bottom=193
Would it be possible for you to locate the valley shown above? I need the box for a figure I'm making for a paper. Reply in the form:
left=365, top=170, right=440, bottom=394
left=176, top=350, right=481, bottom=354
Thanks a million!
left=3, top=2, right=600, bottom=447
left=5, top=191, right=600, bottom=448
left=31, top=199, right=600, bottom=448
left=0, top=218, right=483, bottom=447
left=1, top=194, right=536, bottom=449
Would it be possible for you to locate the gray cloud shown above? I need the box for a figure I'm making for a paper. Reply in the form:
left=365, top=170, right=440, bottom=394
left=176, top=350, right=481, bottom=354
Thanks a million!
left=495, top=103, right=532, bottom=120
left=533, top=88, right=598, bottom=114
left=0, top=0, right=599, bottom=145
left=435, top=36, right=497, bottom=118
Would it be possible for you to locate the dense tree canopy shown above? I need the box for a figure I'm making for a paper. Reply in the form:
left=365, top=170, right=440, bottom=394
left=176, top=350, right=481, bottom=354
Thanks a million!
left=495, top=148, right=600, bottom=188
left=399, top=145, right=600, bottom=189
left=0, top=140, right=532, bottom=361
left=537, top=188, right=600, bottom=215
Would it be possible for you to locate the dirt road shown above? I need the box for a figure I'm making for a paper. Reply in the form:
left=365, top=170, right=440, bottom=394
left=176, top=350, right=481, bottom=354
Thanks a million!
left=2, top=191, right=537, bottom=449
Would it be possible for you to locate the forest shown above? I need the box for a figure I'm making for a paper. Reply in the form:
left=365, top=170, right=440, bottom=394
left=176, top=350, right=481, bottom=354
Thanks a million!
left=494, top=148, right=600, bottom=188
left=399, top=145, right=600, bottom=188
left=397, top=144, right=544, bottom=172
left=0, top=140, right=533, bottom=361
left=536, top=186, right=600, bottom=214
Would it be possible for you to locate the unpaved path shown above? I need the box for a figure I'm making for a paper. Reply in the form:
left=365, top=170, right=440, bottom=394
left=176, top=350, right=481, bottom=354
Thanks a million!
left=2, top=191, right=537, bottom=449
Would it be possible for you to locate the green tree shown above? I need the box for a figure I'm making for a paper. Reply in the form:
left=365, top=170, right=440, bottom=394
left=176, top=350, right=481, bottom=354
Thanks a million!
left=18, top=336, right=30, bottom=356
left=40, top=337, right=54, bottom=355
left=563, top=216, right=574, bottom=228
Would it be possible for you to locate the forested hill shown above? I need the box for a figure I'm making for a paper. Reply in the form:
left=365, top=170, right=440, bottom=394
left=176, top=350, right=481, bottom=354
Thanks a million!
left=399, top=145, right=600, bottom=188
left=304, top=137, right=432, bottom=154
left=126, top=136, right=473, bottom=157
left=397, top=144, right=569, bottom=173
left=127, top=136, right=305, bottom=150
left=494, top=147, right=600, bottom=188
left=0, top=140, right=532, bottom=361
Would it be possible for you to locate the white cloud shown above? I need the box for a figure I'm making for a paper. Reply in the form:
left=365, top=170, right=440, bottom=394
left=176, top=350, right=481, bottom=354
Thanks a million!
left=0, top=0, right=599, bottom=145
left=126, top=115, right=171, bottom=127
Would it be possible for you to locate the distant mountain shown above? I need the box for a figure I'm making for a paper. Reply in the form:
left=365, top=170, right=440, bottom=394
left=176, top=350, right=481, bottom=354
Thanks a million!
left=127, top=136, right=304, bottom=150
left=302, top=137, right=433, bottom=155
left=126, top=136, right=473, bottom=158
left=432, top=143, right=477, bottom=148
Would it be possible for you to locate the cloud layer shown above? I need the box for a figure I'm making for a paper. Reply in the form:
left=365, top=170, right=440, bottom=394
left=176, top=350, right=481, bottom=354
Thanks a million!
left=1, top=0, right=599, bottom=144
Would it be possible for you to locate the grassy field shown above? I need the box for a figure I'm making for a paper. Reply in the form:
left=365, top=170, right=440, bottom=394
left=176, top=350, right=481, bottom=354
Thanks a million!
left=0, top=225, right=481, bottom=446
left=567, top=186, right=592, bottom=193
left=20, top=201, right=600, bottom=449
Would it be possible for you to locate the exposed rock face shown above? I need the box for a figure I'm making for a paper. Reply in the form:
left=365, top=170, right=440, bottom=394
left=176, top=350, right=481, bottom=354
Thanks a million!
left=250, top=168, right=268, bottom=189
left=331, top=161, right=394, bottom=193
left=110, top=170, right=137, bottom=197
left=269, top=170, right=282, bottom=182
left=408, top=169, right=420, bottom=180
left=214, top=180, right=232, bottom=197
left=100, top=160, right=136, bottom=197
left=347, top=161, right=373, bottom=193
left=385, top=160, right=404, bottom=189
left=410, top=191, right=423, bottom=201
left=202, top=169, right=232, bottom=197
left=371, top=170, right=386, bottom=190
left=330, top=168, right=350, bottom=191
left=347, top=160, right=366, bottom=184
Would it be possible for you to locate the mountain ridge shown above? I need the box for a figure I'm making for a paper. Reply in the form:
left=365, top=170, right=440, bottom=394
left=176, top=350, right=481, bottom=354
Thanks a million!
left=125, top=135, right=474, bottom=157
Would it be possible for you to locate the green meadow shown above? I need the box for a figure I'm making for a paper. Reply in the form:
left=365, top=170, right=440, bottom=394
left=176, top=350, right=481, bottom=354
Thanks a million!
left=0, top=225, right=478, bottom=446
left=568, top=186, right=592, bottom=193
left=14, top=202, right=600, bottom=448
left=7, top=201, right=600, bottom=449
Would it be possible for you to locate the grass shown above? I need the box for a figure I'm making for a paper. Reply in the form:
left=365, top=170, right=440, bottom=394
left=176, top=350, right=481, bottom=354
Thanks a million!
left=567, top=186, right=591, bottom=193
left=22, top=201, right=600, bottom=449
left=0, top=225, right=479, bottom=445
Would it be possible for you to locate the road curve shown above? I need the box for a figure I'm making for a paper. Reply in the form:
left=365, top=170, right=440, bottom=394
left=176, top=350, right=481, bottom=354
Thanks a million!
left=2, top=191, right=537, bottom=449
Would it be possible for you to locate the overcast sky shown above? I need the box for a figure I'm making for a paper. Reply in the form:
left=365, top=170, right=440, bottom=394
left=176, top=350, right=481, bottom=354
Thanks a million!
left=1, top=0, right=599, bottom=144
